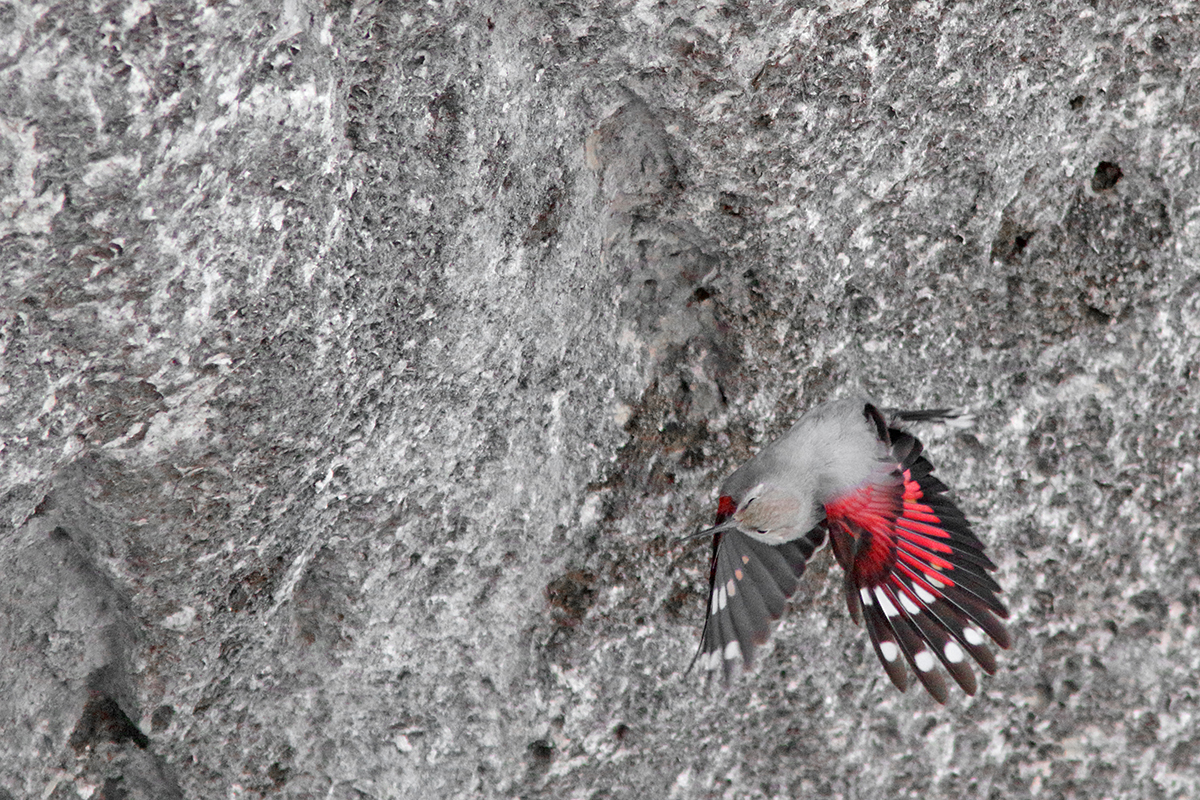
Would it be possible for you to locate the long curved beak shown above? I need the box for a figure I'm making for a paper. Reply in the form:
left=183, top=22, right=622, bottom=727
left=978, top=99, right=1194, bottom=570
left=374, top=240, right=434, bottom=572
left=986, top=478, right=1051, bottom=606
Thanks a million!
left=677, top=518, right=740, bottom=543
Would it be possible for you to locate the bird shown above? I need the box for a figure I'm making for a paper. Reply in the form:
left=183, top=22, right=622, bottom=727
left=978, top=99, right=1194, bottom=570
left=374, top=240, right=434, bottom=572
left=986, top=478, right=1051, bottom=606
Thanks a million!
left=687, top=397, right=1009, bottom=702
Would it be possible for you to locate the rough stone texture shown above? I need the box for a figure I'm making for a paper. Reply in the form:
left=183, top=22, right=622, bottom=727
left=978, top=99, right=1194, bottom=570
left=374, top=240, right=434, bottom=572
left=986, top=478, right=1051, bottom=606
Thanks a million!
left=2, top=0, right=1198, bottom=797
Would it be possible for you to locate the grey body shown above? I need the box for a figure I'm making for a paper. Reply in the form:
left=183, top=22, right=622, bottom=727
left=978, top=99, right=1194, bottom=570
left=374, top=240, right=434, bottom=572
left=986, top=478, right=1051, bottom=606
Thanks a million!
left=720, top=397, right=891, bottom=544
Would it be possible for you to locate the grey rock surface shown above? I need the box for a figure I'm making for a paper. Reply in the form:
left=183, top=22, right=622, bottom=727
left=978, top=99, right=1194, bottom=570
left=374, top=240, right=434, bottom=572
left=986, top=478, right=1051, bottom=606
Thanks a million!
left=2, top=0, right=1198, bottom=797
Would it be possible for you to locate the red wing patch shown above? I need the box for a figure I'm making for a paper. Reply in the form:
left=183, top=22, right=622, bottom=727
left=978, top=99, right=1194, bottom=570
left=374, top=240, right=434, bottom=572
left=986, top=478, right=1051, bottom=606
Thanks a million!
left=826, top=430, right=1009, bottom=702
left=716, top=494, right=736, bottom=521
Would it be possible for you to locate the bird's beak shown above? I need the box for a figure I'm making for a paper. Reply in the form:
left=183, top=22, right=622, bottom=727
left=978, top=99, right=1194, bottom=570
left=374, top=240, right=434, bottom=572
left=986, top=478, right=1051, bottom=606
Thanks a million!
left=677, top=518, right=741, bottom=543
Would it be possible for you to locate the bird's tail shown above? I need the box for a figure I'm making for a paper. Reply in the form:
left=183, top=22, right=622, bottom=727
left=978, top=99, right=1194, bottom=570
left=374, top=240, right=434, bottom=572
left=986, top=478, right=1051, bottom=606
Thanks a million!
left=883, top=407, right=975, bottom=430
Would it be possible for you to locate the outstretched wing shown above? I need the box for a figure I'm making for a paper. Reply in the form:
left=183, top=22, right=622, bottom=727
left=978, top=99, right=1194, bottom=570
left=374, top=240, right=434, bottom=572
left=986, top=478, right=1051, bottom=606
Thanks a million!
left=690, top=523, right=827, bottom=683
left=826, top=424, right=1009, bottom=703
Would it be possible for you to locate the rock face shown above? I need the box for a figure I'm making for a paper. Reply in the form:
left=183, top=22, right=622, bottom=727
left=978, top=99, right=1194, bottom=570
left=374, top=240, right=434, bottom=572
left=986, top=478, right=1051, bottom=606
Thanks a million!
left=2, top=1, right=1198, bottom=797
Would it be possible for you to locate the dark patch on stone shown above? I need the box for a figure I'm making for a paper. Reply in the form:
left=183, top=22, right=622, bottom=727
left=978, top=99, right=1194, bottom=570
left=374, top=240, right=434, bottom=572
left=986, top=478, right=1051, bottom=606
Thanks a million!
left=150, top=705, right=174, bottom=732
left=268, top=762, right=289, bottom=788
left=719, top=192, right=753, bottom=217
left=527, top=739, right=553, bottom=769
left=545, top=569, right=597, bottom=626
left=680, top=446, right=705, bottom=469
left=1083, top=304, right=1112, bottom=325
left=990, top=216, right=1037, bottom=264
left=218, top=637, right=245, bottom=662
left=1130, top=589, right=1167, bottom=618
left=524, top=183, right=564, bottom=245
left=293, top=546, right=358, bottom=655
left=96, top=777, right=128, bottom=800
left=1011, top=231, right=1033, bottom=256
left=227, top=569, right=273, bottom=612
left=1171, top=738, right=1200, bottom=770
left=69, top=691, right=150, bottom=752
left=1092, top=161, right=1123, bottom=192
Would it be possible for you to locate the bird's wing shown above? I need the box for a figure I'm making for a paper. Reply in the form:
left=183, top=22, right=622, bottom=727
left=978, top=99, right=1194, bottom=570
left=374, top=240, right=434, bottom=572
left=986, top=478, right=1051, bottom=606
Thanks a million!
left=825, top=427, right=1009, bottom=702
left=690, top=524, right=827, bottom=684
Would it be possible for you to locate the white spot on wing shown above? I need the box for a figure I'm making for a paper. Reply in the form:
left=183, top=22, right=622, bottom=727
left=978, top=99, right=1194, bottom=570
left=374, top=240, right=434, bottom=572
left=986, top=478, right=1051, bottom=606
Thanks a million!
left=914, top=649, right=935, bottom=672
left=927, top=575, right=946, bottom=589
left=726, top=578, right=736, bottom=597
left=704, top=651, right=721, bottom=671
left=860, top=587, right=874, bottom=606
left=710, top=593, right=719, bottom=617
left=898, top=590, right=921, bottom=615
left=717, top=587, right=728, bottom=611
left=944, top=641, right=965, bottom=663
left=875, top=588, right=900, bottom=618
left=723, top=640, right=742, bottom=661
left=914, top=584, right=937, bottom=604
left=964, top=626, right=985, bottom=646
left=880, top=641, right=899, bottom=662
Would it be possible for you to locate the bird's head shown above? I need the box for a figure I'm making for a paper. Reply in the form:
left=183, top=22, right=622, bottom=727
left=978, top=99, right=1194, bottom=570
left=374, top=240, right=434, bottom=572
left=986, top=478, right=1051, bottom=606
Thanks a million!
left=704, top=478, right=824, bottom=545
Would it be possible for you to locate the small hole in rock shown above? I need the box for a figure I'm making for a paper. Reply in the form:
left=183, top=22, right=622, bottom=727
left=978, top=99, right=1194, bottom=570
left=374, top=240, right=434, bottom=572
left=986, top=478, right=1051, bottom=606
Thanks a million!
left=1092, top=161, right=1123, bottom=192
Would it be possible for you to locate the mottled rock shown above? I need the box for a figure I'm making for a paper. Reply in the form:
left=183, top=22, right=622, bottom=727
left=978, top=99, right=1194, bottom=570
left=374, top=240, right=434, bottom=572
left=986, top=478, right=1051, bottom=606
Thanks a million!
left=2, top=1, right=1199, bottom=798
